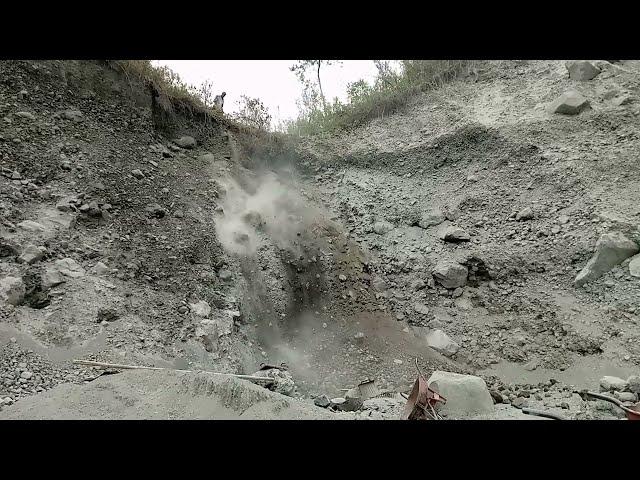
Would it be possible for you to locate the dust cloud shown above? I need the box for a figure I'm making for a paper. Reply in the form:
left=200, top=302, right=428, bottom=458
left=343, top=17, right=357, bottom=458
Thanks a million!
left=214, top=169, right=325, bottom=257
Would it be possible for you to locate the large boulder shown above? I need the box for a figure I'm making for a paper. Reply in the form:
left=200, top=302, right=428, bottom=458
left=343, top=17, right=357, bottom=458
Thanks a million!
left=251, top=368, right=297, bottom=397
left=18, top=245, right=46, bottom=264
left=418, top=208, right=445, bottom=229
left=174, top=136, right=197, bottom=149
left=425, top=329, right=459, bottom=357
left=60, top=110, right=84, bottom=122
left=17, top=220, right=46, bottom=232
left=432, top=259, right=468, bottom=289
left=550, top=90, right=590, bottom=115
left=373, top=220, right=393, bottom=235
left=190, top=300, right=211, bottom=318
left=575, top=233, right=639, bottom=286
left=145, top=203, right=167, bottom=218
left=0, top=276, right=25, bottom=306
left=42, top=258, right=86, bottom=288
left=515, top=207, right=534, bottom=221
left=599, top=376, right=628, bottom=392
left=427, top=371, right=494, bottom=416
left=440, top=226, right=470, bottom=242
left=566, top=61, right=601, bottom=81
left=198, top=153, right=216, bottom=162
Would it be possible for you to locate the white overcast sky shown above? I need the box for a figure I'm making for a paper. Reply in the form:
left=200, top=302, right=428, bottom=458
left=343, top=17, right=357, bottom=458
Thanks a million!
left=154, top=61, right=390, bottom=125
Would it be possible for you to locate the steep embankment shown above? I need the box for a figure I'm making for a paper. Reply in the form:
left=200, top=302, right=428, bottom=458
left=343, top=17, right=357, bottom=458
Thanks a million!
left=0, top=60, right=264, bottom=409
left=0, top=60, right=458, bottom=420
left=293, top=60, right=640, bottom=393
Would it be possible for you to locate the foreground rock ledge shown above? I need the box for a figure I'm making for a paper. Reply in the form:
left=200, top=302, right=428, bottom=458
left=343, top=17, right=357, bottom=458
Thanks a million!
left=0, top=370, right=337, bottom=420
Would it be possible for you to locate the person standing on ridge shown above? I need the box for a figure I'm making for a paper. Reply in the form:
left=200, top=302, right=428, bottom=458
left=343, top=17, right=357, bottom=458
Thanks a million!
left=214, top=92, right=226, bottom=111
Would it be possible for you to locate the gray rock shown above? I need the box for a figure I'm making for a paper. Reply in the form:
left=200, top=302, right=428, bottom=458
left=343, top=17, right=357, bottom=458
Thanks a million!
left=413, top=302, right=430, bottom=315
left=427, top=371, right=494, bottom=416
left=20, top=371, right=32, bottom=380
left=42, top=269, right=65, bottom=289
left=145, top=203, right=167, bottom=218
left=60, top=110, right=83, bottom=122
left=372, top=276, right=387, bottom=291
left=613, top=391, right=637, bottom=403
left=343, top=387, right=364, bottom=411
left=338, top=274, right=347, bottom=282
left=314, top=394, right=331, bottom=408
left=94, top=262, right=109, bottom=275
left=612, top=95, right=632, bottom=107
left=418, top=209, right=445, bottom=229
left=440, top=226, right=470, bottom=242
left=43, top=258, right=86, bottom=288
left=411, top=279, right=426, bottom=291
left=55, top=258, right=85, bottom=278
left=18, top=245, right=46, bottom=264
left=86, top=201, right=102, bottom=218
left=198, top=153, right=216, bottom=162
left=252, top=368, right=297, bottom=397
left=218, top=269, right=232, bottom=281
left=432, top=260, right=468, bottom=289
left=489, top=390, right=505, bottom=404
left=0, top=276, right=25, bottom=306
left=627, top=376, right=640, bottom=394
left=566, top=61, right=601, bottom=81
left=96, top=308, right=119, bottom=323
left=373, top=221, right=393, bottom=235
left=15, top=111, right=35, bottom=121
left=425, top=329, right=459, bottom=357
left=629, top=255, right=640, bottom=278
left=56, top=196, right=78, bottom=212
left=174, top=136, right=197, bottom=149
left=550, top=90, right=590, bottom=115
left=190, top=300, right=211, bottom=318
left=131, top=169, right=145, bottom=179
left=516, top=207, right=534, bottom=221
left=17, top=220, right=46, bottom=232
left=575, top=233, right=639, bottom=286
left=599, top=375, right=628, bottom=392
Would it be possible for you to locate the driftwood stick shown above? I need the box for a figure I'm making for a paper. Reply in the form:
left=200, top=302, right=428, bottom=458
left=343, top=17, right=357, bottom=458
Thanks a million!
left=521, top=407, right=565, bottom=420
left=72, top=359, right=274, bottom=382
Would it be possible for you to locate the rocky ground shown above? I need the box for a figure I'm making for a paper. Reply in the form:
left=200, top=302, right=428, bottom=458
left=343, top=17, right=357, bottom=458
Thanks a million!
left=1, top=60, right=639, bottom=420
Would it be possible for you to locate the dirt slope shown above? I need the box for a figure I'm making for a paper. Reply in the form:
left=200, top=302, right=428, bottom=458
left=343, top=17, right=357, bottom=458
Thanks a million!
left=293, top=60, right=640, bottom=393
left=1, top=60, right=639, bottom=420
